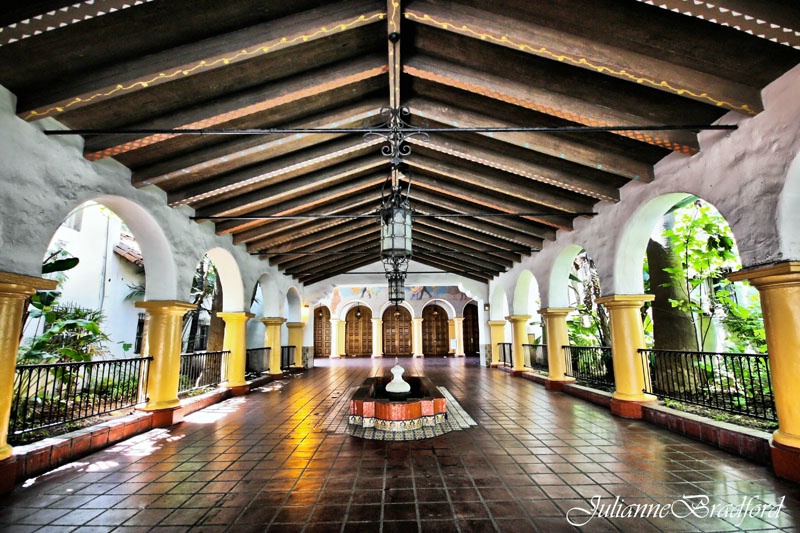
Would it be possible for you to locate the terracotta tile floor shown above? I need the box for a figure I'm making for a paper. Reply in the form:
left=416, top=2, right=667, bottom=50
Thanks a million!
left=2, top=357, right=799, bottom=532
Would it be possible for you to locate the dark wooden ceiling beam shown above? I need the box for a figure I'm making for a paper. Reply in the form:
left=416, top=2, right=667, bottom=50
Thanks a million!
left=18, top=0, right=386, bottom=121
left=408, top=97, right=654, bottom=182
left=211, top=173, right=384, bottom=235
left=411, top=250, right=494, bottom=281
left=408, top=153, right=594, bottom=214
left=194, top=156, right=386, bottom=218
left=405, top=0, right=763, bottom=115
left=280, top=237, right=379, bottom=273
left=406, top=135, right=619, bottom=202
left=168, top=137, right=383, bottom=208
left=408, top=164, right=576, bottom=231
left=412, top=232, right=512, bottom=272
left=260, top=220, right=376, bottom=257
left=233, top=190, right=378, bottom=245
left=413, top=219, right=523, bottom=263
left=410, top=192, right=554, bottom=244
left=132, top=100, right=386, bottom=187
left=298, top=254, right=380, bottom=285
left=404, top=56, right=699, bottom=155
left=84, top=56, right=388, bottom=161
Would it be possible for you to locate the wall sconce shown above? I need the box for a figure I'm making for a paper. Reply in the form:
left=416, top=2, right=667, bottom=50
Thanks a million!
left=484, top=304, right=490, bottom=311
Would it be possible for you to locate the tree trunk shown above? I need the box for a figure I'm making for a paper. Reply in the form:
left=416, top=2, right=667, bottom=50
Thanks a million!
left=207, top=276, right=225, bottom=351
left=647, top=217, right=706, bottom=396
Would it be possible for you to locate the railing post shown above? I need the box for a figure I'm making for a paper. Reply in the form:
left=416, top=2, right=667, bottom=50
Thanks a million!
left=507, top=315, right=531, bottom=375
left=260, top=317, right=286, bottom=377
left=730, top=261, right=800, bottom=483
left=218, top=312, right=254, bottom=396
left=596, top=294, right=656, bottom=419
left=0, top=272, right=56, bottom=493
left=487, top=320, right=507, bottom=367
left=136, top=300, right=195, bottom=427
left=539, top=308, right=574, bottom=390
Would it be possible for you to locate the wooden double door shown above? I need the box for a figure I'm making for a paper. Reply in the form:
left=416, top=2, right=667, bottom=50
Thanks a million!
left=422, top=305, right=449, bottom=356
left=383, top=306, right=412, bottom=357
left=345, top=305, right=372, bottom=357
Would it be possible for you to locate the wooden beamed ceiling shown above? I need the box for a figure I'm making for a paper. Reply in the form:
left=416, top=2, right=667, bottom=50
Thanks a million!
left=1, top=0, right=798, bottom=284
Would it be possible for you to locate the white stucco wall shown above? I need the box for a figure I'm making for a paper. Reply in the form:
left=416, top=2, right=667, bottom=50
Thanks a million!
left=0, top=85, right=296, bottom=349
left=493, top=64, right=800, bottom=309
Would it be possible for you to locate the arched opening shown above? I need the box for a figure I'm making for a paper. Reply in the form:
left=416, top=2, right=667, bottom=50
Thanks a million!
left=567, top=250, right=609, bottom=348
left=20, top=201, right=147, bottom=362
left=422, top=304, right=449, bottom=357
left=182, top=253, right=223, bottom=353
left=314, top=306, right=331, bottom=357
left=382, top=306, right=412, bottom=357
left=345, top=305, right=372, bottom=357
left=462, top=302, right=479, bottom=357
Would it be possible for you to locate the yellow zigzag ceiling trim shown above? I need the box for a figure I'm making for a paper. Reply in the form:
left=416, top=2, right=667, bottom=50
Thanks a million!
left=404, top=65, right=696, bottom=155
left=405, top=11, right=756, bottom=115
left=85, top=66, right=389, bottom=161
left=25, top=12, right=386, bottom=121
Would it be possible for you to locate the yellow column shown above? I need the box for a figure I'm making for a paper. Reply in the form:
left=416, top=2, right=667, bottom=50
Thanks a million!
left=218, top=312, right=253, bottom=394
left=260, top=317, right=286, bottom=376
left=487, top=320, right=507, bottom=367
left=286, top=322, right=304, bottom=369
left=136, top=300, right=195, bottom=426
left=0, top=273, right=57, bottom=465
left=730, top=262, right=800, bottom=482
left=453, top=317, right=465, bottom=357
left=412, top=317, right=424, bottom=357
left=448, top=319, right=455, bottom=355
left=371, top=318, right=383, bottom=358
left=507, top=315, right=531, bottom=373
left=329, top=318, right=340, bottom=358
left=540, top=308, right=574, bottom=389
left=337, top=319, right=346, bottom=357
left=596, top=294, right=655, bottom=418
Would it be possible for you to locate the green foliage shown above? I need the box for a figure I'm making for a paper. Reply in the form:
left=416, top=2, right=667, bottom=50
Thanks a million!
left=19, top=304, right=111, bottom=363
left=659, top=199, right=764, bottom=353
left=566, top=252, right=610, bottom=347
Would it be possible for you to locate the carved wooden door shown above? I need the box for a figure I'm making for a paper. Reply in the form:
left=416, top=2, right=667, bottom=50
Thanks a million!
left=463, top=302, right=479, bottom=356
left=382, top=306, right=412, bottom=356
left=345, top=305, right=372, bottom=357
left=313, top=306, right=331, bottom=357
left=422, top=305, right=449, bottom=356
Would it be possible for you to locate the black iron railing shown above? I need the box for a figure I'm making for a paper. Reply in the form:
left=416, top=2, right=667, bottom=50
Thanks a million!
left=246, top=347, right=270, bottom=375
left=280, top=346, right=296, bottom=371
left=640, top=349, right=776, bottom=421
left=523, top=344, right=548, bottom=372
left=10, top=356, right=151, bottom=440
left=178, top=350, right=229, bottom=396
left=563, top=345, right=614, bottom=390
left=497, top=343, right=512, bottom=367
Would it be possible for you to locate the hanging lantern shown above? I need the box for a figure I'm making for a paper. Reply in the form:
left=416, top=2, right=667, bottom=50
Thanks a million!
left=387, top=270, right=406, bottom=305
left=381, top=186, right=412, bottom=261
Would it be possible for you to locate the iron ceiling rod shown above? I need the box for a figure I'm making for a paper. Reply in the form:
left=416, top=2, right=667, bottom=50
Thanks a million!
left=43, top=124, right=737, bottom=136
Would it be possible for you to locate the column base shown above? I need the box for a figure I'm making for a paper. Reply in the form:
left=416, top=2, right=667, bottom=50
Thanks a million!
left=545, top=378, right=574, bottom=391
left=270, top=372, right=285, bottom=379
left=413, top=354, right=424, bottom=358
left=510, top=369, right=525, bottom=376
left=371, top=354, right=383, bottom=358
left=771, top=441, right=800, bottom=483
left=141, top=406, right=183, bottom=427
left=0, top=456, right=16, bottom=495
left=228, top=384, right=249, bottom=396
left=610, top=398, right=656, bottom=419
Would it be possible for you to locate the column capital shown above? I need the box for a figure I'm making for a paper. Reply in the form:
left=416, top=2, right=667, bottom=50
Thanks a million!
left=487, top=319, right=508, bottom=326
left=0, top=271, right=57, bottom=297
left=729, top=261, right=800, bottom=288
left=260, top=317, right=287, bottom=326
left=217, top=311, right=255, bottom=323
left=539, top=307, right=573, bottom=318
left=135, top=300, right=195, bottom=315
left=596, top=294, right=654, bottom=308
left=286, top=321, right=304, bottom=328
left=505, top=315, right=531, bottom=323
